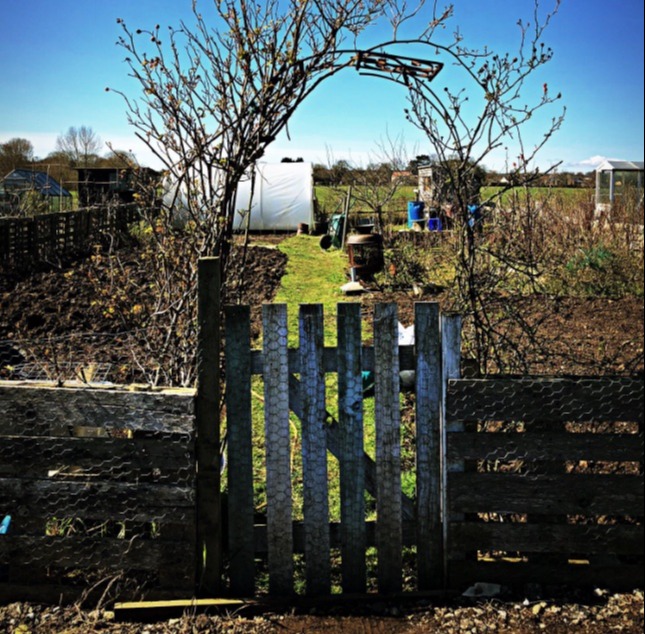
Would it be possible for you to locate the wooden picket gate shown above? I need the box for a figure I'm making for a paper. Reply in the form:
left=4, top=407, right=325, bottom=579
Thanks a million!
left=221, top=300, right=460, bottom=596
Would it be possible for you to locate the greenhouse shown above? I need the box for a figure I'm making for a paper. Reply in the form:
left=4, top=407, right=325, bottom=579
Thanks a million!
left=595, top=159, right=644, bottom=207
left=0, top=169, right=72, bottom=215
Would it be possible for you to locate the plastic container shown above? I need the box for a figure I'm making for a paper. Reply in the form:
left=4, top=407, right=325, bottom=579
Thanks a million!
left=407, top=201, right=425, bottom=227
left=428, top=217, right=442, bottom=232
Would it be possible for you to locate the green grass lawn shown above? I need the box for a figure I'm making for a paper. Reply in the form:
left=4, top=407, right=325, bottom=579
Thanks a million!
left=273, top=234, right=360, bottom=345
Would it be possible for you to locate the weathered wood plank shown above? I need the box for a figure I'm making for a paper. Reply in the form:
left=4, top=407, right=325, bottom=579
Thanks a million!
left=0, top=478, right=195, bottom=527
left=263, top=304, right=294, bottom=595
left=374, top=303, right=402, bottom=594
left=337, top=303, right=366, bottom=594
left=0, top=436, right=195, bottom=483
left=299, top=304, right=330, bottom=595
left=448, top=522, right=644, bottom=555
left=224, top=305, right=255, bottom=596
left=0, top=535, right=195, bottom=572
left=0, top=385, right=194, bottom=436
left=448, top=561, right=644, bottom=592
left=252, top=520, right=419, bottom=554
left=441, top=314, right=463, bottom=582
left=196, top=256, right=222, bottom=596
left=447, top=431, right=644, bottom=463
left=447, top=377, right=644, bottom=424
left=250, top=345, right=416, bottom=374
left=448, top=473, right=643, bottom=516
left=414, top=302, right=443, bottom=590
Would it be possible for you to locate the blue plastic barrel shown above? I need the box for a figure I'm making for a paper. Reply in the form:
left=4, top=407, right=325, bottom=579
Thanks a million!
left=407, top=201, right=425, bottom=227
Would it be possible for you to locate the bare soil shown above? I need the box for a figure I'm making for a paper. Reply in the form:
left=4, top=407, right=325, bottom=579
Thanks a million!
left=1, top=242, right=642, bottom=378
left=0, top=236, right=643, bottom=632
left=0, top=591, right=643, bottom=633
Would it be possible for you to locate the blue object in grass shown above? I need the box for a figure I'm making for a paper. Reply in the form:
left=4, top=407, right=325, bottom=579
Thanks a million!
left=362, top=371, right=375, bottom=395
left=0, top=515, right=10, bottom=535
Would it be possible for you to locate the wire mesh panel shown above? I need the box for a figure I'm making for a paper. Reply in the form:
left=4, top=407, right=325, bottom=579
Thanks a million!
left=0, top=383, right=196, bottom=604
left=445, top=377, right=644, bottom=591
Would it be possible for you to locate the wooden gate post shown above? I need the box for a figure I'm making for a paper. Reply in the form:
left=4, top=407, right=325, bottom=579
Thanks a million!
left=196, top=256, right=222, bottom=596
left=441, top=313, right=462, bottom=590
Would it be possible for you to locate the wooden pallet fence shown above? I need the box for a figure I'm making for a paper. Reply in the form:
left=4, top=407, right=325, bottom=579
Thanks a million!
left=0, top=204, right=141, bottom=268
left=0, top=383, right=196, bottom=604
left=444, top=376, right=644, bottom=591
left=223, top=301, right=454, bottom=597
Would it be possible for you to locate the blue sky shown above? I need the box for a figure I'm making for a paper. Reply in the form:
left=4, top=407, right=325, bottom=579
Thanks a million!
left=1, top=0, right=643, bottom=173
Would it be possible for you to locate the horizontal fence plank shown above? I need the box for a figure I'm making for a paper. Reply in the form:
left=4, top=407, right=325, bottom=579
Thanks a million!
left=447, top=432, right=644, bottom=463
left=0, top=478, right=195, bottom=527
left=0, top=535, right=194, bottom=572
left=446, top=377, right=644, bottom=424
left=252, top=521, right=419, bottom=554
left=0, top=436, right=194, bottom=483
left=449, top=522, right=644, bottom=556
left=250, top=345, right=416, bottom=374
left=448, top=473, right=643, bottom=516
left=448, top=561, right=644, bottom=592
left=0, top=385, right=194, bottom=436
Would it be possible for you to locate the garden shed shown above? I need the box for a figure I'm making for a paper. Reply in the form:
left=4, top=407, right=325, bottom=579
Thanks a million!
left=595, top=159, right=644, bottom=207
left=0, top=169, right=71, bottom=215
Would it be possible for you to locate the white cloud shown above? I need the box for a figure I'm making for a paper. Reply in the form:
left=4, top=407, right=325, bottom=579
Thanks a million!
left=561, top=155, right=617, bottom=172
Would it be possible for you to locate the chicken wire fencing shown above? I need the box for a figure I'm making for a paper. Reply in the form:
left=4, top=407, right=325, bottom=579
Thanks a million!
left=0, top=377, right=196, bottom=603
left=444, top=376, right=644, bottom=591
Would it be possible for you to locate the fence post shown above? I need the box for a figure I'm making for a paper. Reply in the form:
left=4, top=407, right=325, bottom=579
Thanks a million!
left=196, top=256, right=222, bottom=596
left=225, top=305, right=255, bottom=596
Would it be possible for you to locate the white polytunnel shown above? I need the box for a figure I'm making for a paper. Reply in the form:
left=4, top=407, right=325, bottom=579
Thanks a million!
left=233, top=162, right=314, bottom=231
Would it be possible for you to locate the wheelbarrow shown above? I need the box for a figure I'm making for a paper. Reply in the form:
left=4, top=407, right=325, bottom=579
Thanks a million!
left=319, top=213, right=346, bottom=250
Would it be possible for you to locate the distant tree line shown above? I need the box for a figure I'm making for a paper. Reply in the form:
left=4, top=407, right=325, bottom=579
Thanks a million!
left=0, top=126, right=138, bottom=191
left=312, top=156, right=595, bottom=188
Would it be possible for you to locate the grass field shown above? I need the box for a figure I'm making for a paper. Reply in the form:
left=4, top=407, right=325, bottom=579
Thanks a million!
left=315, top=184, right=596, bottom=224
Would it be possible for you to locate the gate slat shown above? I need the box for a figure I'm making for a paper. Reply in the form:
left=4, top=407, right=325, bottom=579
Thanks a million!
left=337, top=302, right=366, bottom=593
left=414, top=302, right=442, bottom=589
left=262, top=304, right=294, bottom=595
left=441, top=314, right=462, bottom=589
left=225, top=305, right=255, bottom=596
left=299, top=305, right=331, bottom=595
left=374, top=303, right=402, bottom=594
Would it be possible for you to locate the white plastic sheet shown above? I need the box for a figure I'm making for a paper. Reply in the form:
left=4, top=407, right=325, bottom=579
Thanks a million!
left=234, top=162, right=314, bottom=231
